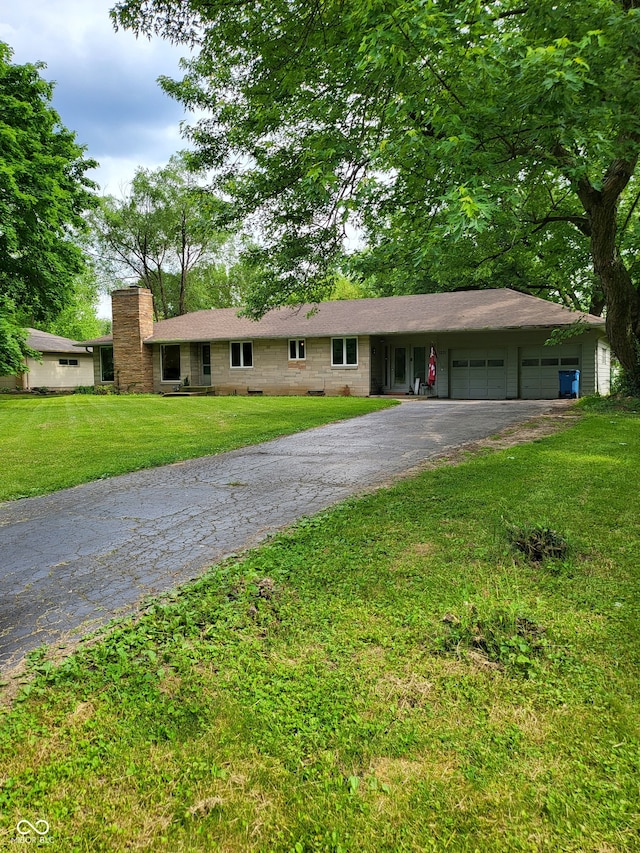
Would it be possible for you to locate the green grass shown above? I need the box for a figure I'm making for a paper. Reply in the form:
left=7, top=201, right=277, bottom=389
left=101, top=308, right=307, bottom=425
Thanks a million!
left=0, top=395, right=395, bottom=501
left=1, top=402, right=639, bottom=851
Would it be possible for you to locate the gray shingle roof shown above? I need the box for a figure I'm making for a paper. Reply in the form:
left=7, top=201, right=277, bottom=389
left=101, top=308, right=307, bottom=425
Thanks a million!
left=147, top=289, right=605, bottom=343
left=27, top=329, right=92, bottom=354
left=76, top=334, right=112, bottom=347
left=78, top=289, right=605, bottom=347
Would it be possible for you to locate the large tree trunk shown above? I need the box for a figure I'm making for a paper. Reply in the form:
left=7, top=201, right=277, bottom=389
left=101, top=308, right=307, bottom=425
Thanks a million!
left=578, top=159, right=640, bottom=389
left=590, top=204, right=640, bottom=372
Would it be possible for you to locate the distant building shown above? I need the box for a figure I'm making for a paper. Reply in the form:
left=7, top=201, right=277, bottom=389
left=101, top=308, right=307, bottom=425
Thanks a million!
left=0, top=329, right=94, bottom=391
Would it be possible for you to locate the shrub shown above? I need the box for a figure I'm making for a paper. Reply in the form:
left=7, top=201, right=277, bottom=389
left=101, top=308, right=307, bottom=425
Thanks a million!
left=612, top=365, right=640, bottom=397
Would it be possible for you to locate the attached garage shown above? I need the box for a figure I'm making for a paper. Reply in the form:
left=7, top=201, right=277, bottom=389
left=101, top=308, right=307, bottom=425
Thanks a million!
left=450, top=349, right=507, bottom=399
left=519, top=345, right=581, bottom=399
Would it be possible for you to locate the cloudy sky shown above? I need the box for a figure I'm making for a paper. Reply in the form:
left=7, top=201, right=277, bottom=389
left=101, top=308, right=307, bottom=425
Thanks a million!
left=0, top=0, right=193, bottom=196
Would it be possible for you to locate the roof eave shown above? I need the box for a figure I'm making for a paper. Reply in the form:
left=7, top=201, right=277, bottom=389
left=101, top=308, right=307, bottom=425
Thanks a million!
left=145, top=320, right=606, bottom=344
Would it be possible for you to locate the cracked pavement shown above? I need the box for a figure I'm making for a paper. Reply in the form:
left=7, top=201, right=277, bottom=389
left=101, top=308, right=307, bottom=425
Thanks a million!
left=0, top=399, right=564, bottom=670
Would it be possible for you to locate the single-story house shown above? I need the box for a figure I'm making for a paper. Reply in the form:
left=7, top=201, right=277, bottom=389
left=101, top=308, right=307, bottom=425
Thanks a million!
left=80, top=286, right=611, bottom=399
left=0, top=329, right=94, bottom=391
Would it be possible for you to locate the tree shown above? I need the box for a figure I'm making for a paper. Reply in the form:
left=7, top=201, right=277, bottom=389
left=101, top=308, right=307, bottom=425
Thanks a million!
left=92, top=154, right=243, bottom=319
left=0, top=298, right=37, bottom=376
left=0, top=42, right=97, bottom=374
left=112, top=0, right=640, bottom=388
left=352, top=198, right=601, bottom=313
left=44, top=267, right=111, bottom=342
left=171, top=244, right=261, bottom=312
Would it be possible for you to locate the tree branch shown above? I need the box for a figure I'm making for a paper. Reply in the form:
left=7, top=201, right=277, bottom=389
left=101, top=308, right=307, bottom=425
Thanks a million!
left=530, top=214, right=592, bottom=237
left=618, top=187, right=640, bottom=243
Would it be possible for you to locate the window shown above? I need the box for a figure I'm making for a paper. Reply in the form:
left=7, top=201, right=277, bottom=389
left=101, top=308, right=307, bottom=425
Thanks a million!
left=541, top=357, right=559, bottom=367
left=161, top=345, right=181, bottom=381
left=289, top=339, right=306, bottom=360
left=59, top=358, right=68, bottom=365
left=100, top=347, right=114, bottom=382
left=202, top=344, right=211, bottom=376
left=230, top=341, right=253, bottom=368
left=452, top=359, right=469, bottom=368
left=487, top=359, right=504, bottom=367
left=469, top=359, right=486, bottom=368
left=521, top=358, right=539, bottom=367
left=561, top=357, right=580, bottom=366
left=332, top=337, right=358, bottom=366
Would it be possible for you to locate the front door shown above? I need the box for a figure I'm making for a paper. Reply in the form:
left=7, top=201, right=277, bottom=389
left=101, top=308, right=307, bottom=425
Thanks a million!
left=413, top=346, right=426, bottom=390
left=392, top=346, right=408, bottom=391
left=201, top=344, right=211, bottom=386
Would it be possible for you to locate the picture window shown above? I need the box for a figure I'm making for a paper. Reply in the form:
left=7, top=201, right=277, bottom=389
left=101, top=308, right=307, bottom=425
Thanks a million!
left=161, top=345, right=181, bottom=382
left=100, top=347, right=114, bottom=382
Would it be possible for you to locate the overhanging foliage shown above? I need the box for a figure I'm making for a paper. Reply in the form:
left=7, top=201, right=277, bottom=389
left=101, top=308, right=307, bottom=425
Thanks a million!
left=0, top=43, right=98, bottom=374
left=112, top=0, right=640, bottom=381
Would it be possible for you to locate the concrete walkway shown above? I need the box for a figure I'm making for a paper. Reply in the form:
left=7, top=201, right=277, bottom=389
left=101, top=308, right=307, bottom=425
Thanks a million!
left=0, top=399, right=564, bottom=670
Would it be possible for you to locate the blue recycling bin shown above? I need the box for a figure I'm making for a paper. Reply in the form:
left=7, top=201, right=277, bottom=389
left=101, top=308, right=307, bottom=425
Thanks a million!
left=559, top=369, right=580, bottom=399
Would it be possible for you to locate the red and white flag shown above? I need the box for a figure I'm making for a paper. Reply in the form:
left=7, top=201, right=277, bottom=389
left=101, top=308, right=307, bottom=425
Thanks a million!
left=427, top=345, right=437, bottom=387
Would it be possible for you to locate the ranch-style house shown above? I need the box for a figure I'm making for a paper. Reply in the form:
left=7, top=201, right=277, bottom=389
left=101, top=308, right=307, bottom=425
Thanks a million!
left=80, top=286, right=611, bottom=400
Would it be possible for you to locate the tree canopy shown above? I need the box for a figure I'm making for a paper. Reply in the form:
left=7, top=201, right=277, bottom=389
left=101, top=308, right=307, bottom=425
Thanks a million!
left=92, top=154, right=252, bottom=319
left=112, top=0, right=640, bottom=387
left=43, top=267, right=111, bottom=342
left=0, top=42, right=98, bottom=374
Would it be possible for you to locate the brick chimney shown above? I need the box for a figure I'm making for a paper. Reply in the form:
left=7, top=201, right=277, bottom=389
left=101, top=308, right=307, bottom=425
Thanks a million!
left=111, top=287, right=155, bottom=393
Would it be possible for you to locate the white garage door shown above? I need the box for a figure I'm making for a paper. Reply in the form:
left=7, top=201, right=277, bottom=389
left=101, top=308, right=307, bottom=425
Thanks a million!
left=450, top=349, right=507, bottom=399
left=520, top=346, right=581, bottom=399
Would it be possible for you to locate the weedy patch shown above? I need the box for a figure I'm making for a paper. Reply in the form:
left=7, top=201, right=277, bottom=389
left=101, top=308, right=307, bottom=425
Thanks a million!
left=505, top=520, right=570, bottom=562
left=436, top=603, right=547, bottom=678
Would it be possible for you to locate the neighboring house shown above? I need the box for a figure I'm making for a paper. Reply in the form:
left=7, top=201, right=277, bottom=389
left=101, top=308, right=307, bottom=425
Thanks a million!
left=0, top=329, right=94, bottom=391
left=81, top=286, right=611, bottom=399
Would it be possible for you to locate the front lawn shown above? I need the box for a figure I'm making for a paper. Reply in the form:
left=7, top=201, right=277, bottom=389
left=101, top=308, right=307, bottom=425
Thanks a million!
left=0, top=394, right=395, bottom=502
left=0, top=401, right=638, bottom=851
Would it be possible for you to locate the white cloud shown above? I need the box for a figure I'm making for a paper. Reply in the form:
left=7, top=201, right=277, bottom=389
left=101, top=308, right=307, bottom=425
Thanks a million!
left=92, top=121, right=187, bottom=194
left=1, top=0, right=194, bottom=194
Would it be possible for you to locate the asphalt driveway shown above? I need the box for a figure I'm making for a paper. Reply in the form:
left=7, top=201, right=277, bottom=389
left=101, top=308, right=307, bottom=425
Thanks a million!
left=0, top=399, right=565, bottom=670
